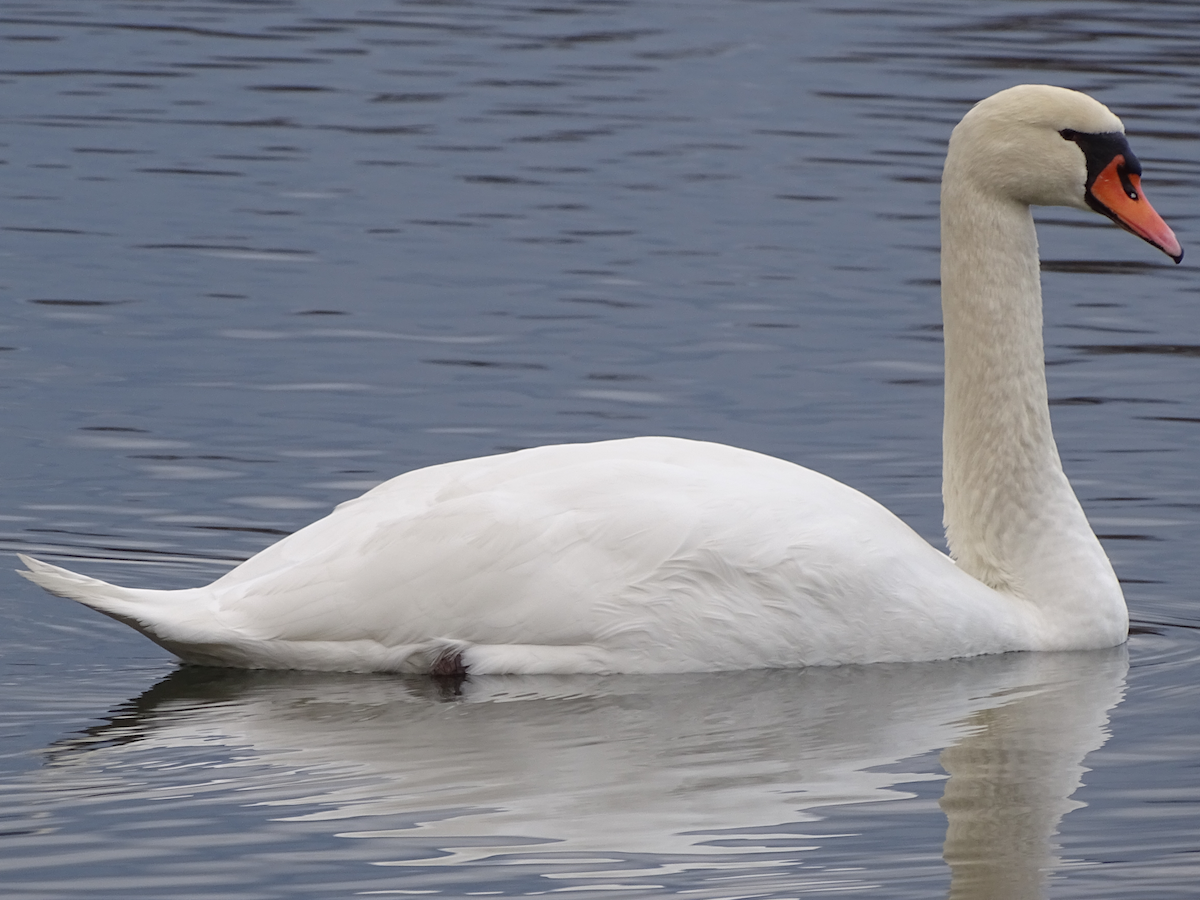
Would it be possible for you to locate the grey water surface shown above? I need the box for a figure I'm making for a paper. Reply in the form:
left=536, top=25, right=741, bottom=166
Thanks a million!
left=2, top=1, right=1200, bottom=897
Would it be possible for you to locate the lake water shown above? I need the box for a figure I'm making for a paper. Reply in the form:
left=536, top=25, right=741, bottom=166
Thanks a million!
left=2, top=1, right=1199, bottom=896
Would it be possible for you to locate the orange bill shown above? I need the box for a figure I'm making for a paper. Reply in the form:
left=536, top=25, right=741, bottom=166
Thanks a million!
left=1089, top=155, right=1183, bottom=262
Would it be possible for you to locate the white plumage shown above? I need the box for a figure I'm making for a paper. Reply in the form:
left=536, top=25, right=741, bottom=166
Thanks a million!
left=18, top=85, right=1182, bottom=674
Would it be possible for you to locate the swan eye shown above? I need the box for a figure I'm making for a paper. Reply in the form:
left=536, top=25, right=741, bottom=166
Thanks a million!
left=1117, top=164, right=1140, bottom=201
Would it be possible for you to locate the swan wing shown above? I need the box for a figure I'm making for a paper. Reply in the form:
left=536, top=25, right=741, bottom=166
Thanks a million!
left=202, top=437, right=1024, bottom=671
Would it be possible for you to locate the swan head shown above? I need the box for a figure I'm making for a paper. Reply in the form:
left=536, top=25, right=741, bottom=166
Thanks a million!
left=947, top=84, right=1182, bottom=262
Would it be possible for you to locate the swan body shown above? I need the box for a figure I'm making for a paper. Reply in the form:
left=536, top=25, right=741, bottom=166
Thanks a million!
left=18, top=85, right=1182, bottom=674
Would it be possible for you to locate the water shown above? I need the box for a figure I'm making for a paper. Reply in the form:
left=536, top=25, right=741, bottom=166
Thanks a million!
left=2, top=1, right=1199, bottom=896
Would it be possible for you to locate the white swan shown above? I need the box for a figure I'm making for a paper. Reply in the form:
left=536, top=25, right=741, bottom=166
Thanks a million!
left=17, top=85, right=1182, bottom=675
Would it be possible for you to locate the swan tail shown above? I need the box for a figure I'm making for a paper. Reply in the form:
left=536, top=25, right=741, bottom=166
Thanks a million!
left=16, top=553, right=162, bottom=624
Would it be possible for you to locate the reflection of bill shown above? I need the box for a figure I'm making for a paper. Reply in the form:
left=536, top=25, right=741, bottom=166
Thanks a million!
left=44, top=648, right=1125, bottom=896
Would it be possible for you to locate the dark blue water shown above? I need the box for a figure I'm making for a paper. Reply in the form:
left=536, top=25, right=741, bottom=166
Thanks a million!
left=2, top=1, right=1200, bottom=897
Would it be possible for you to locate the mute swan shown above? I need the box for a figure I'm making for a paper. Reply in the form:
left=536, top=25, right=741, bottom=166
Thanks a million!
left=18, top=85, right=1182, bottom=675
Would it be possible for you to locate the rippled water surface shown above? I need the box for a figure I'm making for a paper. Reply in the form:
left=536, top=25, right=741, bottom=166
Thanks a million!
left=3, top=1, right=1200, bottom=897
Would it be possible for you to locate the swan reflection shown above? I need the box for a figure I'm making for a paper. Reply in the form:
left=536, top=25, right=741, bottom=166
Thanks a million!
left=45, top=649, right=1125, bottom=897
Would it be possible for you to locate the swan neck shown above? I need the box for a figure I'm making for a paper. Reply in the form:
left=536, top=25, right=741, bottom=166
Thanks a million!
left=941, top=187, right=1052, bottom=495
left=939, top=173, right=1124, bottom=640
